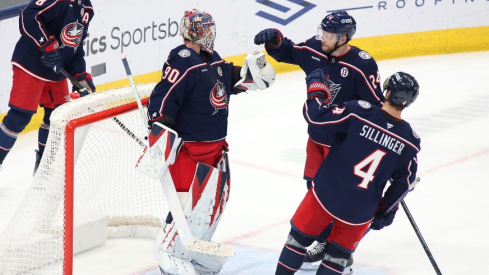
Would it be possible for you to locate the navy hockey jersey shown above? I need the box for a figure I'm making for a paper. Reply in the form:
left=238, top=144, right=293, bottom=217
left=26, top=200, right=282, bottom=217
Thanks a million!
left=11, top=0, right=94, bottom=81
left=147, top=45, right=240, bottom=142
left=304, top=99, right=420, bottom=224
left=267, top=36, right=385, bottom=146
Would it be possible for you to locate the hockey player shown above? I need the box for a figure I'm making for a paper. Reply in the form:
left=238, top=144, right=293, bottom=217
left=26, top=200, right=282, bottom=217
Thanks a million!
left=0, top=0, right=95, bottom=173
left=139, top=9, right=276, bottom=275
left=254, top=10, right=385, bottom=270
left=275, top=69, right=420, bottom=275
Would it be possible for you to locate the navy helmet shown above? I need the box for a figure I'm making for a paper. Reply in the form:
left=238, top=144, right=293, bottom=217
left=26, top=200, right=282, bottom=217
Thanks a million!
left=320, top=11, right=356, bottom=42
left=383, top=72, right=419, bottom=107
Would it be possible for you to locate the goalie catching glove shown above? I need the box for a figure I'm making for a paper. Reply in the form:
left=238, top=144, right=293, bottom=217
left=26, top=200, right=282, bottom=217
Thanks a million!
left=135, top=122, right=183, bottom=179
left=234, top=50, right=276, bottom=91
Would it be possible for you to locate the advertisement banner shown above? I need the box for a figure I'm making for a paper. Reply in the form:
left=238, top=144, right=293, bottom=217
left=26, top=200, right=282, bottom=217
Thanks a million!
left=1, top=0, right=488, bottom=115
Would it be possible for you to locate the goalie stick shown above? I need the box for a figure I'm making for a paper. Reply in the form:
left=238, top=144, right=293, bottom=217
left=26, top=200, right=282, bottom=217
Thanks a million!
left=59, top=67, right=145, bottom=148
left=121, top=55, right=235, bottom=257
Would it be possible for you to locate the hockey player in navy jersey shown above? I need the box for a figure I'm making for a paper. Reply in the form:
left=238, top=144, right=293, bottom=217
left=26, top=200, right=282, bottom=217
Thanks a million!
left=0, top=0, right=95, bottom=173
left=139, top=9, right=276, bottom=275
left=254, top=11, right=385, bottom=270
left=275, top=69, right=420, bottom=275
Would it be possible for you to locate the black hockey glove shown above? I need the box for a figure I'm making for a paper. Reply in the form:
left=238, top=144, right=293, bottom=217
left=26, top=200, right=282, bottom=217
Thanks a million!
left=305, top=69, right=332, bottom=101
left=39, top=37, right=62, bottom=74
left=71, top=72, right=96, bottom=97
left=254, top=28, right=283, bottom=49
left=370, top=203, right=397, bottom=231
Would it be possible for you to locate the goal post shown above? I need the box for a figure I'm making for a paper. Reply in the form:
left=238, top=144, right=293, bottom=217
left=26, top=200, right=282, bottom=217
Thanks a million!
left=0, top=84, right=168, bottom=274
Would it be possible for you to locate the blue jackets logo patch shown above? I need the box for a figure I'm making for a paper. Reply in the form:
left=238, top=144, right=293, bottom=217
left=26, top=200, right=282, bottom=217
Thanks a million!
left=60, top=22, right=84, bottom=48
left=210, top=81, right=228, bottom=115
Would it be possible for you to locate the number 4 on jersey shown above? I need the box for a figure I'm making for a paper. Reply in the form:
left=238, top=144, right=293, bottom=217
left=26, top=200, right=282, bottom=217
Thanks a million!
left=354, top=149, right=387, bottom=189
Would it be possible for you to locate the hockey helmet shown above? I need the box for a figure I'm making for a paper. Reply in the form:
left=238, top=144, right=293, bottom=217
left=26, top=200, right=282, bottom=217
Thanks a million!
left=180, top=9, right=216, bottom=53
left=383, top=72, right=419, bottom=107
left=318, top=11, right=356, bottom=42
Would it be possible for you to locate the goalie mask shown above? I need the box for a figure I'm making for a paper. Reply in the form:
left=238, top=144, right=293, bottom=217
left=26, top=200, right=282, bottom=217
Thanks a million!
left=383, top=72, right=419, bottom=107
left=180, top=9, right=216, bottom=53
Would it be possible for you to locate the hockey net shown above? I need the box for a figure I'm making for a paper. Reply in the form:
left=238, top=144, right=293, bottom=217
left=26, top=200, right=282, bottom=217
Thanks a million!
left=0, top=84, right=168, bottom=274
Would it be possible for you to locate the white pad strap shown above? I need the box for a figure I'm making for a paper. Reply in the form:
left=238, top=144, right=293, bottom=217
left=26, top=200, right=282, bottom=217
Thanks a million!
left=235, top=50, right=276, bottom=91
left=135, top=122, right=182, bottom=179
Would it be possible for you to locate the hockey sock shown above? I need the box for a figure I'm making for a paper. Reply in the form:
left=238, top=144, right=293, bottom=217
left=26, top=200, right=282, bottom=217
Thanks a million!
left=276, top=230, right=314, bottom=275
left=317, top=243, right=351, bottom=275
left=37, top=108, right=53, bottom=156
left=0, top=109, right=33, bottom=163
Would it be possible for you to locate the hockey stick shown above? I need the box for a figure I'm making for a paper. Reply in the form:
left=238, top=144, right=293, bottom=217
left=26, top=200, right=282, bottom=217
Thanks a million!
left=401, top=200, right=442, bottom=275
left=60, top=67, right=146, bottom=148
left=121, top=55, right=235, bottom=257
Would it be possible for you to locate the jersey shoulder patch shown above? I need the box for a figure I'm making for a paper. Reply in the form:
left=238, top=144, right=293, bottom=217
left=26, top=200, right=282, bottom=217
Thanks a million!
left=178, top=49, right=191, bottom=58
left=358, top=100, right=372, bottom=109
left=358, top=50, right=372, bottom=60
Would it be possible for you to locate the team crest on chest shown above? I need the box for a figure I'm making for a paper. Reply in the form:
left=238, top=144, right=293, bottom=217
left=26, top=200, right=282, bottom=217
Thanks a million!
left=324, top=80, right=341, bottom=107
left=60, top=21, right=84, bottom=50
left=210, top=81, right=228, bottom=115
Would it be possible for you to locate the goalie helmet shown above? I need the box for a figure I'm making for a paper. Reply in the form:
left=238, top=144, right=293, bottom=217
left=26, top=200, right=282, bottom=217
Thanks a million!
left=318, top=10, right=356, bottom=42
left=383, top=72, right=419, bottom=107
left=180, top=9, right=216, bottom=53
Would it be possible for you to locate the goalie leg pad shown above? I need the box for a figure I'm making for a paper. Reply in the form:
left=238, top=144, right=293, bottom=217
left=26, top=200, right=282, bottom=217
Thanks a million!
left=154, top=249, right=197, bottom=275
left=135, top=122, right=182, bottom=179
left=234, top=50, right=276, bottom=91
left=155, top=157, right=231, bottom=272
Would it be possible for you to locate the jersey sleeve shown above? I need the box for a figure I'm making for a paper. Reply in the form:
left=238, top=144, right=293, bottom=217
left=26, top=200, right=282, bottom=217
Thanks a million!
left=65, top=42, right=87, bottom=75
left=222, top=61, right=242, bottom=95
left=382, top=155, right=419, bottom=208
left=19, top=0, right=61, bottom=47
left=266, top=36, right=314, bottom=67
left=303, top=99, right=355, bottom=136
left=146, top=57, right=197, bottom=122
left=353, top=59, right=384, bottom=106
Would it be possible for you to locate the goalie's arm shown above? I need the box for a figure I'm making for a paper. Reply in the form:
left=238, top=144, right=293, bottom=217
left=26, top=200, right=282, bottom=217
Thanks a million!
left=149, top=115, right=177, bottom=130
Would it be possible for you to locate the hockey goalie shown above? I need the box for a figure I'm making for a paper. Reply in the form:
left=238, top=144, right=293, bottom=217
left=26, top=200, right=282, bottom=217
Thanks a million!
left=135, top=8, right=276, bottom=275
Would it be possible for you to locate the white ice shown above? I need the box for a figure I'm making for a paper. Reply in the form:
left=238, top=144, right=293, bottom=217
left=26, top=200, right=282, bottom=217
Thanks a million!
left=1, top=51, right=489, bottom=275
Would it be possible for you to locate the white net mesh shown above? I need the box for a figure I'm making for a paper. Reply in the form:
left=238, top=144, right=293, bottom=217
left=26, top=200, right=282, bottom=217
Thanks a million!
left=0, top=84, right=168, bottom=274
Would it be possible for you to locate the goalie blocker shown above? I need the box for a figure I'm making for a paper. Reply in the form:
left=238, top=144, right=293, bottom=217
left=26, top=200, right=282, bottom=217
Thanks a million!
left=135, top=122, right=182, bottom=179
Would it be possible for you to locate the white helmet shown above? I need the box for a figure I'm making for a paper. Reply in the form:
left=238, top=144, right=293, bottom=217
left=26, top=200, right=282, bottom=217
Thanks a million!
left=180, top=9, right=216, bottom=53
